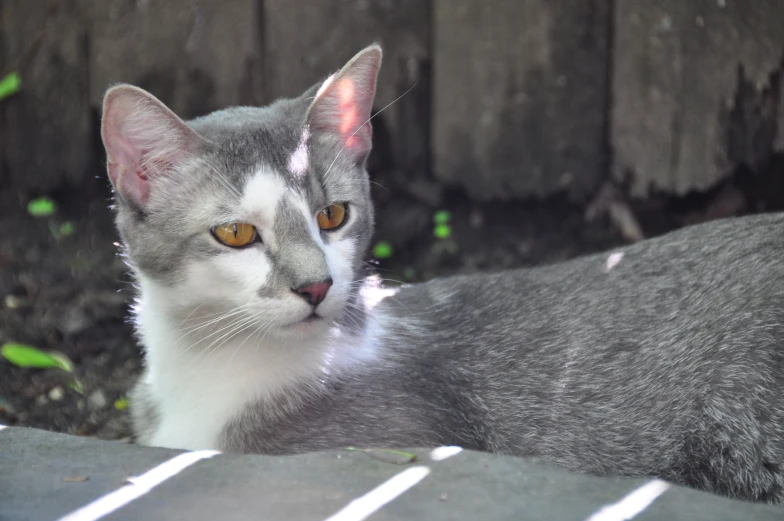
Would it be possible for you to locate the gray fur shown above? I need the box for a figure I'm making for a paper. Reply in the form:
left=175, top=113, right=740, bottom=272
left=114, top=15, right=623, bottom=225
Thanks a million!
left=105, top=47, right=784, bottom=503
left=222, top=214, right=784, bottom=502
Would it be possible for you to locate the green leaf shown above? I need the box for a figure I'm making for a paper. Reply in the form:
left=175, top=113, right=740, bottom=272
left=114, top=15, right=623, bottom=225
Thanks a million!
left=0, top=72, right=21, bottom=101
left=59, top=221, right=75, bottom=236
left=114, top=397, right=129, bottom=411
left=2, top=343, right=73, bottom=372
left=67, top=379, right=84, bottom=395
left=433, top=210, right=452, bottom=225
left=27, top=197, right=56, bottom=217
left=372, top=241, right=394, bottom=259
left=433, top=223, right=452, bottom=239
left=345, top=447, right=417, bottom=465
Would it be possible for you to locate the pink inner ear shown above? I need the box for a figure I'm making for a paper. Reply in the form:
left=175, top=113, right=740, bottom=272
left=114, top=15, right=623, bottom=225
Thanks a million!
left=337, top=78, right=359, bottom=146
left=102, top=89, right=199, bottom=208
left=104, top=109, right=152, bottom=206
left=309, top=55, right=378, bottom=158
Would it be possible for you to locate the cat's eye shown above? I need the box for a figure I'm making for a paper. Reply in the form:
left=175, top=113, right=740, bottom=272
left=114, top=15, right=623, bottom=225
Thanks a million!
left=317, top=203, right=348, bottom=231
left=211, top=223, right=258, bottom=248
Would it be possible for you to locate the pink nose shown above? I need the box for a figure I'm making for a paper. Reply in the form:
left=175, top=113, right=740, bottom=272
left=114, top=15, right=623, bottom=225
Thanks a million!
left=293, top=279, right=332, bottom=307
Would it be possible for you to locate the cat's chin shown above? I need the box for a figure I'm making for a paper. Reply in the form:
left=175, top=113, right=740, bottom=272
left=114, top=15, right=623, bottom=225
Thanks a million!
left=276, top=313, right=333, bottom=339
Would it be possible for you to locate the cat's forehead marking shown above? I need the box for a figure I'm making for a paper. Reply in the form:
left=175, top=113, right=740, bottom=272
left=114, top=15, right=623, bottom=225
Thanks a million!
left=241, top=167, right=289, bottom=225
left=287, top=126, right=310, bottom=178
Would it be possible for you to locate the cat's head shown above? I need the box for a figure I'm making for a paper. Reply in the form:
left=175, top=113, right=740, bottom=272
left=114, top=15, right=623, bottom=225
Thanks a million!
left=101, top=45, right=382, bottom=340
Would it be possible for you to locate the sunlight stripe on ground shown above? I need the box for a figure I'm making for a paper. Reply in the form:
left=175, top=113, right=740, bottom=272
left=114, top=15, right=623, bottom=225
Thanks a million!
left=58, top=450, right=220, bottom=521
left=430, top=446, right=463, bottom=461
left=584, top=479, right=670, bottom=521
left=323, top=466, right=431, bottom=521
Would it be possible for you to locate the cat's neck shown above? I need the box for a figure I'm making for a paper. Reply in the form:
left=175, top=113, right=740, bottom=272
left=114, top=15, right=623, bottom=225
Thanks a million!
left=132, top=275, right=390, bottom=449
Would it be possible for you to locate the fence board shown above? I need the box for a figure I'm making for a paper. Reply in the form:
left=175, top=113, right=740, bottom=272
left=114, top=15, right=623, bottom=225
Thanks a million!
left=88, top=0, right=262, bottom=119
left=433, top=0, right=611, bottom=201
left=612, top=0, right=784, bottom=197
left=1, top=0, right=93, bottom=194
left=263, top=0, right=431, bottom=177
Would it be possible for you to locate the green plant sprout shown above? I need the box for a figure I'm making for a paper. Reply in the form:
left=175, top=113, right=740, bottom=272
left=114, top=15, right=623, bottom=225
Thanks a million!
left=0, top=72, right=21, bottom=101
left=433, top=210, right=451, bottom=225
left=373, top=241, right=394, bottom=259
left=27, top=197, right=56, bottom=217
left=1, top=343, right=73, bottom=372
left=59, top=221, right=75, bottom=236
left=433, top=209, right=453, bottom=239
left=48, top=220, right=76, bottom=241
left=433, top=223, right=452, bottom=239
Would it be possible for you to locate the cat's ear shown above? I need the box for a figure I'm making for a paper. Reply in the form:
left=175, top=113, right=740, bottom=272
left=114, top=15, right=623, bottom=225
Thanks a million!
left=306, top=44, right=382, bottom=163
left=101, top=85, right=207, bottom=209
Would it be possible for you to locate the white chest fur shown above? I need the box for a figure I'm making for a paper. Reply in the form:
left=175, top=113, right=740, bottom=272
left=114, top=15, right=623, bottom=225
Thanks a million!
left=139, top=315, right=332, bottom=450
left=145, top=337, right=289, bottom=451
left=135, top=286, right=385, bottom=451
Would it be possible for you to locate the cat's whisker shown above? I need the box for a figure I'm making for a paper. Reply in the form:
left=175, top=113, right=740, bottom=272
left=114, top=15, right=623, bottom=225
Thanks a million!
left=228, top=324, right=263, bottom=364
left=250, top=318, right=279, bottom=353
left=180, top=312, right=256, bottom=356
left=175, top=302, right=257, bottom=330
left=341, top=301, right=384, bottom=331
left=175, top=301, right=256, bottom=325
left=245, top=316, right=281, bottom=352
left=226, top=312, right=273, bottom=365
left=173, top=306, right=253, bottom=340
left=193, top=314, right=261, bottom=362
left=200, top=326, right=254, bottom=364
left=178, top=303, right=204, bottom=326
left=211, top=315, right=267, bottom=364
left=246, top=319, right=272, bottom=353
left=368, top=180, right=388, bottom=191
left=336, top=311, right=372, bottom=338
left=374, top=278, right=407, bottom=285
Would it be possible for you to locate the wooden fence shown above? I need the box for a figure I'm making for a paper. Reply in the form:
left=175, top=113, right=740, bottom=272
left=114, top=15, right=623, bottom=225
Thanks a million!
left=1, top=0, right=783, bottom=202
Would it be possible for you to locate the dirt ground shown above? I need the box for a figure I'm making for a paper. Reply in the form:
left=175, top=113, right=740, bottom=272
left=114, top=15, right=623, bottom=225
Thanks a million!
left=1, top=159, right=781, bottom=441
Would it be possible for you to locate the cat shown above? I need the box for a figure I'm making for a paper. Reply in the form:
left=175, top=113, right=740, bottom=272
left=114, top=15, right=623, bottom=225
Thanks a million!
left=101, top=44, right=784, bottom=503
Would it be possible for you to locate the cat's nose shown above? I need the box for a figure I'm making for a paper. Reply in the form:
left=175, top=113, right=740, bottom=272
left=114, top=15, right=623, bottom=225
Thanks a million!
left=292, top=278, right=333, bottom=307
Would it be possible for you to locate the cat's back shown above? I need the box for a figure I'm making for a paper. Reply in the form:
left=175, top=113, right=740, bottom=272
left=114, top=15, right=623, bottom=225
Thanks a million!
left=388, top=212, right=784, bottom=328
left=373, top=213, right=784, bottom=472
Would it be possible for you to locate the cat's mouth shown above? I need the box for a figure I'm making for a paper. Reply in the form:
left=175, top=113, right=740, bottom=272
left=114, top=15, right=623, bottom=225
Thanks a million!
left=302, top=312, right=322, bottom=323
left=285, top=312, right=325, bottom=328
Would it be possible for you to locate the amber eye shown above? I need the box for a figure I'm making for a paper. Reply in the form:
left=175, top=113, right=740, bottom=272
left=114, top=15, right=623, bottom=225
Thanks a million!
left=211, top=223, right=258, bottom=248
left=317, top=203, right=348, bottom=231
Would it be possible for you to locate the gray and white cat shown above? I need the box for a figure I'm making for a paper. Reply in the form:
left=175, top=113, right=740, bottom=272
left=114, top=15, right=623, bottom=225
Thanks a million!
left=101, top=45, right=784, bottom=502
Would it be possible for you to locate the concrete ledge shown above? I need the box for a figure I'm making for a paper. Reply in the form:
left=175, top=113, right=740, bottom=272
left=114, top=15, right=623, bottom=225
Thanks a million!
left=1, top=426, right=782, bottom=521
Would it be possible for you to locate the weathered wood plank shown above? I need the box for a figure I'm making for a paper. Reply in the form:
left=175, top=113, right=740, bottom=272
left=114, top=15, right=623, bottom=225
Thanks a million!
left=1, top=0, right=93, bottom=195
left=433, top=0, right=611, bottom=201
left=612, top=0, right=784, bottom=197
left=263, top=0, right=431, bottom=177
left=88, top=0, right=262, bottom=119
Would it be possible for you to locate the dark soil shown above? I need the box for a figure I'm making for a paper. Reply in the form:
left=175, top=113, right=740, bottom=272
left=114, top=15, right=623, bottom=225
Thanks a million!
left=0, top=187, right=138, bottom=440
left=2, top=157, right=782, bottom=441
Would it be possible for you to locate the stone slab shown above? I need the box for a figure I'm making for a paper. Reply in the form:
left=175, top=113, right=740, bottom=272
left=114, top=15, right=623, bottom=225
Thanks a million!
left=1, top=426, right=782, bottom=521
